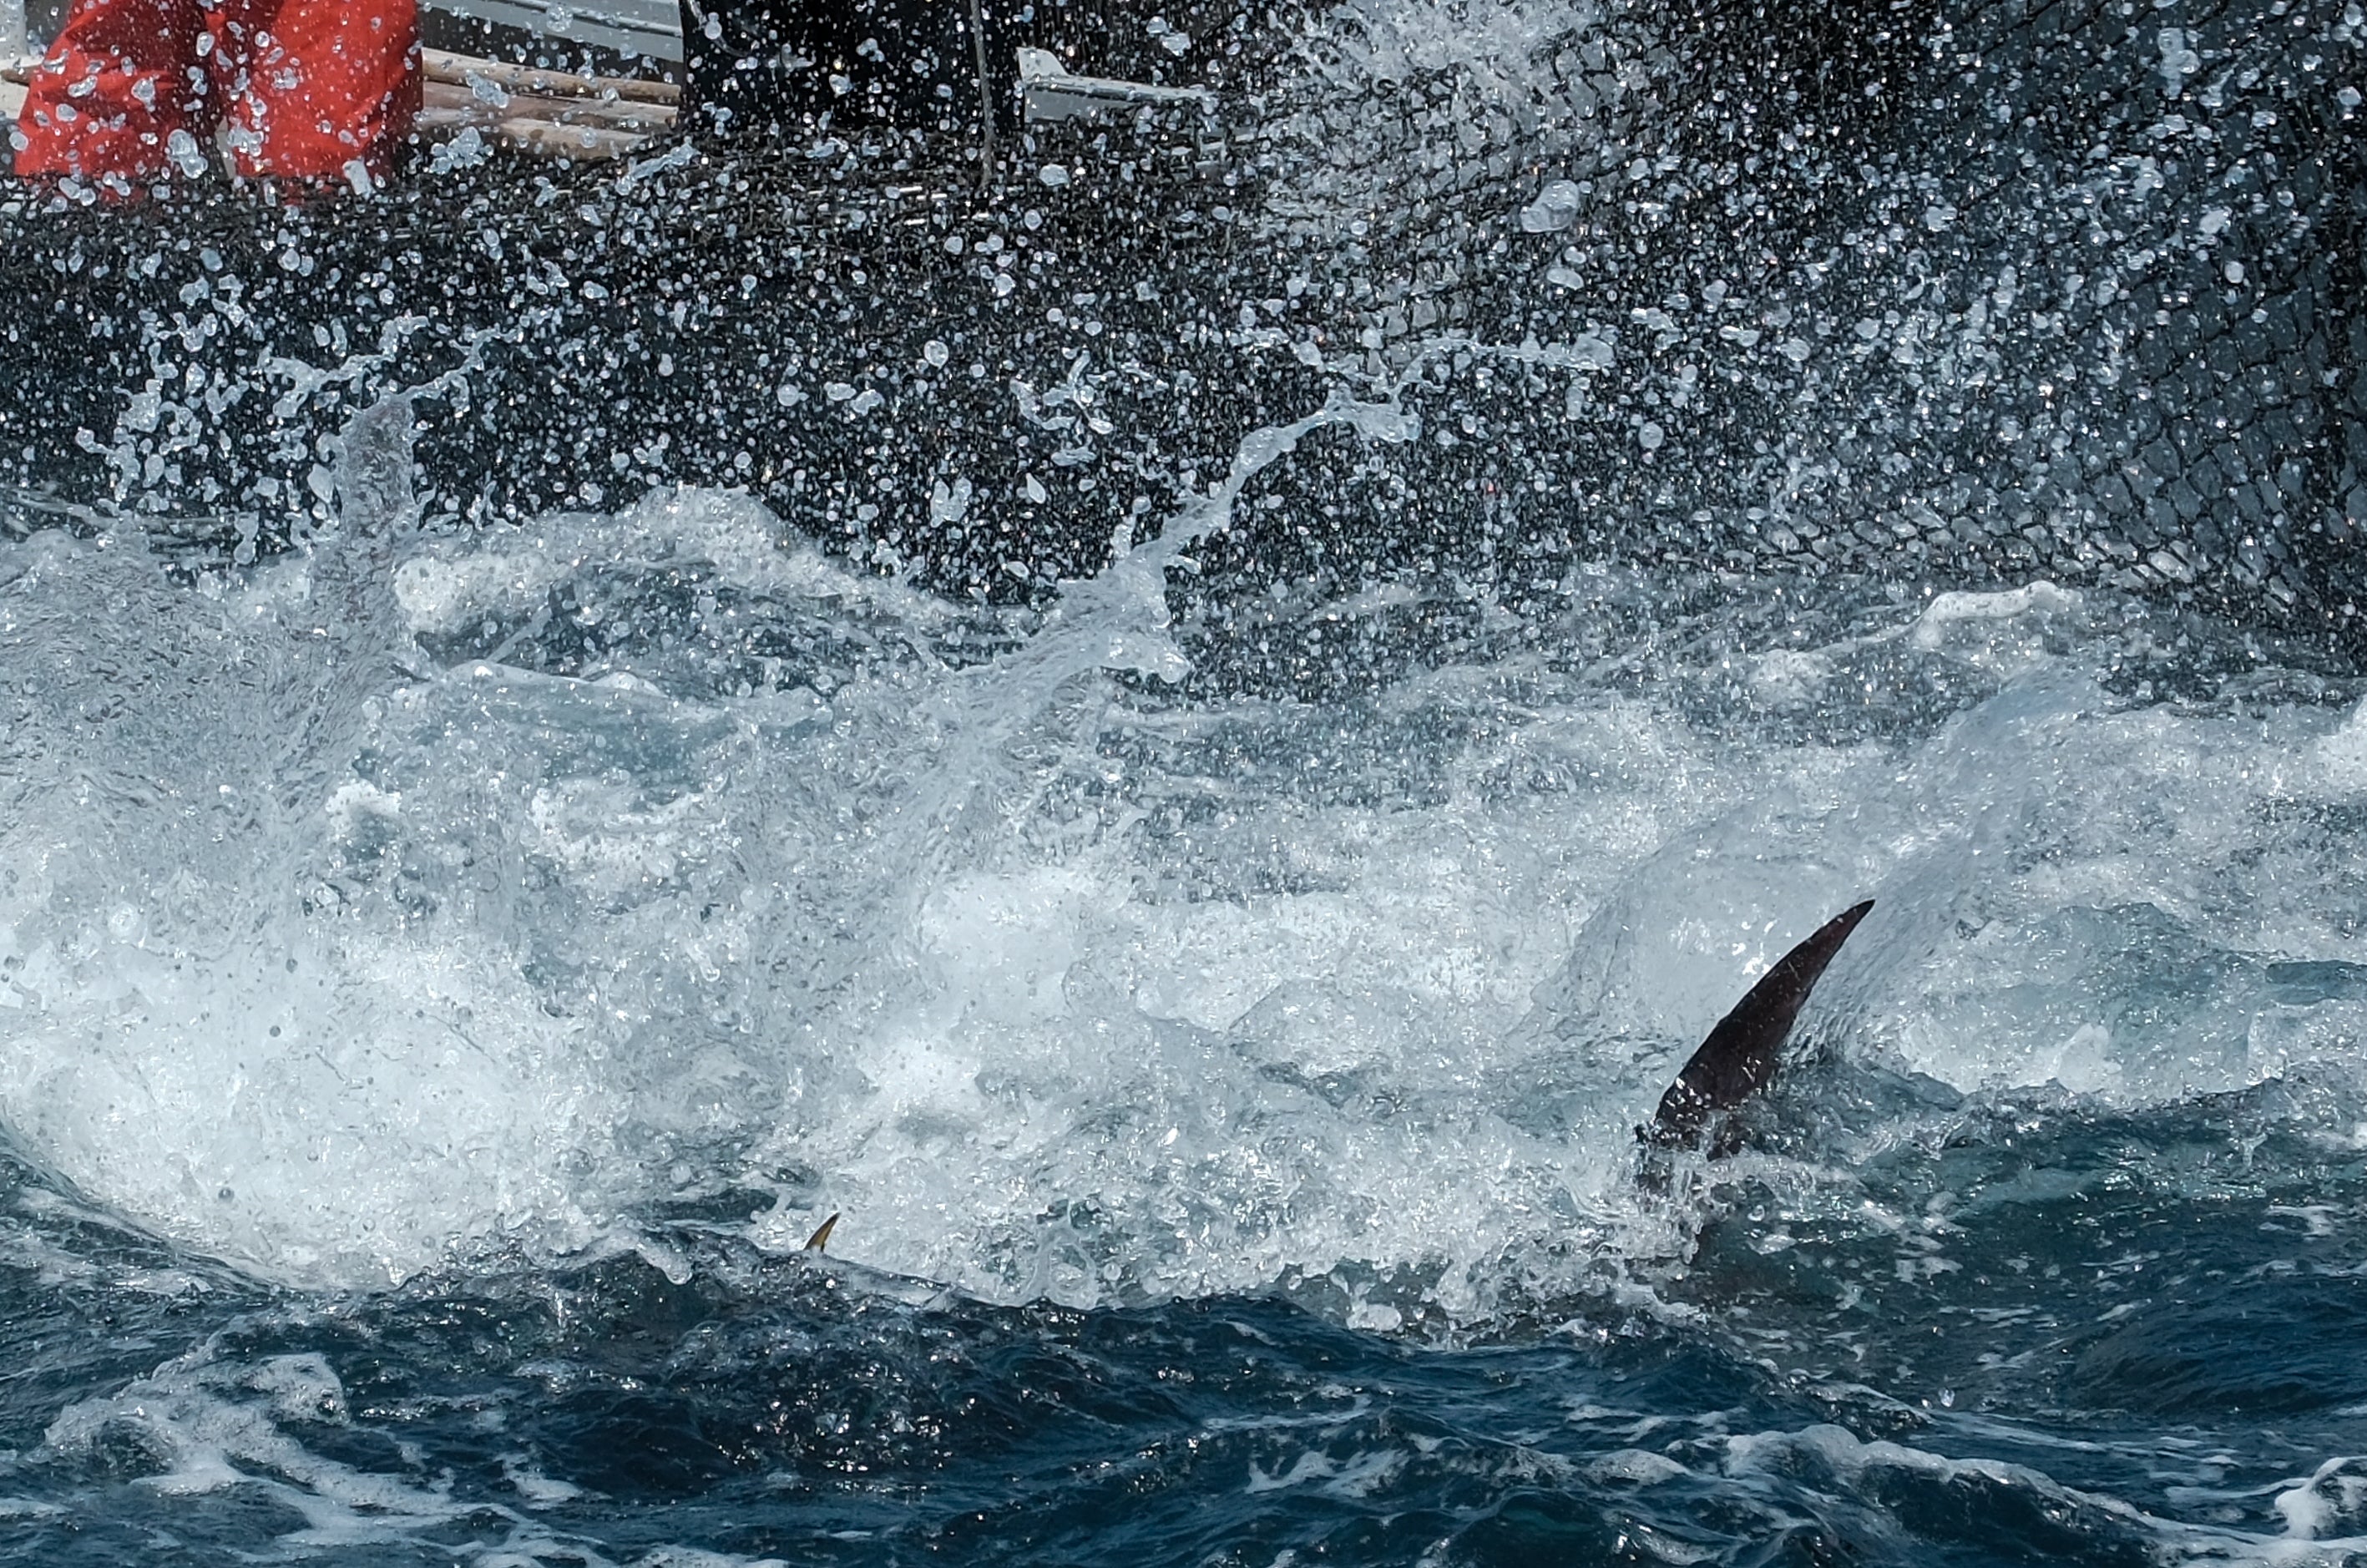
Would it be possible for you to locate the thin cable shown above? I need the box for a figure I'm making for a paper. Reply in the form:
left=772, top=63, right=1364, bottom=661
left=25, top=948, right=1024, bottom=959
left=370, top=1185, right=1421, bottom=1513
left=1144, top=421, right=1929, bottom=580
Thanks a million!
left=968, top=0, right=997, bottom=187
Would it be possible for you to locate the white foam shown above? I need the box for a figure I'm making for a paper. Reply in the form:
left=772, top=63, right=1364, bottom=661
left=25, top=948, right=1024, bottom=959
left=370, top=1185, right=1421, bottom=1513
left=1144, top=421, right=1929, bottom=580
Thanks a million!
left=6, top=468, right=2367, bottom=1313
left=43, top=1351, right=478, bottom=1543
left=1747, top=648, right=1834, bottom=706
left=1905, top=580, right=2086, bottom=670
left=1729, top=1424, right=2367, bottom=1565
left=2276, top=1457, right=2367, bottom=1542
left=2314, top=697, right=2367, bottom=793
left=1586, top=1448, right=1692, bottom=1485
left=393, top=486, right=951, bottom=638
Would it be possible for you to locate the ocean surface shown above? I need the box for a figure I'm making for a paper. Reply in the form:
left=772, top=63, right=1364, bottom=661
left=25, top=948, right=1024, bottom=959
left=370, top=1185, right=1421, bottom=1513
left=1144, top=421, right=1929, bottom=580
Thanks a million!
left=4, top=0, right=2367, bottom=1560
left=8, top=459, right=2367, bottom=1564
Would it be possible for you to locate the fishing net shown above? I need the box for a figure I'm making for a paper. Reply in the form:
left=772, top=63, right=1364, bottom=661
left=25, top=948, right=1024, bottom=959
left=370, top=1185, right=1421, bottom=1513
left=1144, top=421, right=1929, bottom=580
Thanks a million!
left=1240, top=0, right=2365, bottom=640
left=0, top=0, right=2359, bottom=671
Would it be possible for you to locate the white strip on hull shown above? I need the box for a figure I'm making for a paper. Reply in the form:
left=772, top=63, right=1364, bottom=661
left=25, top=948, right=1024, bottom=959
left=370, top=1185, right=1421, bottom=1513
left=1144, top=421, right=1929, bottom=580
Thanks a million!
left=428, top=0, right=683, bottom=61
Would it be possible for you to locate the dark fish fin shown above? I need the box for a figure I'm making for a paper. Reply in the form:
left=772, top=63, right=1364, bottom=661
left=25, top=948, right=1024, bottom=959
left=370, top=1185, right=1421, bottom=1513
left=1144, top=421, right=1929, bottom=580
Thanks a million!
left=1647, top=899, right=1875, bottom=1153
left=803, top=1212, right=840, bottom=1253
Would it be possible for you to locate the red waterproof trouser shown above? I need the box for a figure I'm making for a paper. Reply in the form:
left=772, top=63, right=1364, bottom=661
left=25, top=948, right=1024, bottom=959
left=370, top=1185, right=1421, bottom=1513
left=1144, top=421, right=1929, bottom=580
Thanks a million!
left=14, top=0, right=420, bottom=183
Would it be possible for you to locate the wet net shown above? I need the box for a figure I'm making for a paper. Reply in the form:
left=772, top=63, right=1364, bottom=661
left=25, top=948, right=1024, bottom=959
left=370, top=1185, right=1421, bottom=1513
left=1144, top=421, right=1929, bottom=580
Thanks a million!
left=1239, top=0, right=2365, bottom=643
left=0, top=0, right=2359, bottom=673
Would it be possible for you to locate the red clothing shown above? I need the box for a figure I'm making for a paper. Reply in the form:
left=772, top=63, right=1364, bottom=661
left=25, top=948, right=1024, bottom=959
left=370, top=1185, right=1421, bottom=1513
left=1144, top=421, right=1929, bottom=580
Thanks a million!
left=14, top=0, right=420, bottom=183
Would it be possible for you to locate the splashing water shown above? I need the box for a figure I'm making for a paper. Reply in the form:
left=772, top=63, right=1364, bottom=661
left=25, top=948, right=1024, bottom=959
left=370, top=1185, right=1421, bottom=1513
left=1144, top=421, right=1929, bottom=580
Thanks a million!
left=2, top=0, right=2365, bottom=1556
left=4, top=385, right=2364, bottom=1316
left=8, top=426, right=2367, bottom=1558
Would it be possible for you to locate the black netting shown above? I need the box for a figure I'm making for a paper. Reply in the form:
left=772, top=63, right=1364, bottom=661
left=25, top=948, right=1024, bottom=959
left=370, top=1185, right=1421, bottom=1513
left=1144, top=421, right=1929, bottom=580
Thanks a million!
left=0, top=0, right=2359, bottom=674
left=1234, top=0, right=2365, bottom=638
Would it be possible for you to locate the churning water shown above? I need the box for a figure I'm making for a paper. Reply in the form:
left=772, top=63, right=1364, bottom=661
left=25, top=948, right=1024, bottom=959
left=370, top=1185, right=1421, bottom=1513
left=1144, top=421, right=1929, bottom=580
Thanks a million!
left=8, top=407, right=2367, bottom=1563
left=3, top=0, right=2367, bottom=1559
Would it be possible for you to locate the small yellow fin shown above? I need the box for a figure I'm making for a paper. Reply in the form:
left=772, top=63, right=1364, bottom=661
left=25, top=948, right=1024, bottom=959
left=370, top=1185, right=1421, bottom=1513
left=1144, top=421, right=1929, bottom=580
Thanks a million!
left=802, top=1211, right=840, bottom=1253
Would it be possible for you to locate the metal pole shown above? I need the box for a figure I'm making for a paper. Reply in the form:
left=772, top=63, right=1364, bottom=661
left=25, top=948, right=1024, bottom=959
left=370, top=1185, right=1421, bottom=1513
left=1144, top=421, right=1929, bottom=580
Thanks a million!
left=967, top=0, right=996, bottom=189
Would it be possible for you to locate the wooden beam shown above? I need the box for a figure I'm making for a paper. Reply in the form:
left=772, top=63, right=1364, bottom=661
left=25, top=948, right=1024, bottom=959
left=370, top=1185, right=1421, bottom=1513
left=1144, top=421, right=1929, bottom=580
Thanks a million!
left=4, top=53, right=678, bottom=106
left=484, top=116, right=650, bottom=160
left=422, top=47, right=677, bottom=106
left=423, top=78, right=674, bottom=130
left=1, top=49, right=673, bottom=164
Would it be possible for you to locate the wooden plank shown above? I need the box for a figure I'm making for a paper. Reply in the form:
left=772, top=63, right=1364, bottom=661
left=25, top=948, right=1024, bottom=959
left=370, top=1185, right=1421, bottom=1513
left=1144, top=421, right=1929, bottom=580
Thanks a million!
left=1, top=49, right=670, bottom=164
left=416, top=119, right=651, bottom=159
left=416, top=105, right=658, bottom=160
left=484, top=115, right=650, bottom=160
left=422, top=47, right=677, bottom=106
left=417, top=62, right=672, bottom=160
left=4, top=51, right=678, bottom=109
left=422, top=78, right=674, bottom=131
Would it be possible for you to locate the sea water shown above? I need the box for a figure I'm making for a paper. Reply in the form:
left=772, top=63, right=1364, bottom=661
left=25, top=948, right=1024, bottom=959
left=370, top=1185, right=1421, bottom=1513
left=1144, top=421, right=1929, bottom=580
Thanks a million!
left=4, top=392, right=2367, bottom=1563
left=4, top=2, right=2367, bottom=1561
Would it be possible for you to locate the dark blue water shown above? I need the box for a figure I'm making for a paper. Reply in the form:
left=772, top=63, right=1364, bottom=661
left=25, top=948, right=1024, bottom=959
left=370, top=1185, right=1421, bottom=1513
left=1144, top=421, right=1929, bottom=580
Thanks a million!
left=8, top=1082, right=2367, bottom=1565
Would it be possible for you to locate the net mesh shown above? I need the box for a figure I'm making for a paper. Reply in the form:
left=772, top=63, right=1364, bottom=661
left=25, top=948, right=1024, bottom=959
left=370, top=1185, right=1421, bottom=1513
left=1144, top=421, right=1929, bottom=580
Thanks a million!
left=1241, top=0, right=2365, bottom=640
left=0, top=0, right=2359, bottom=670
